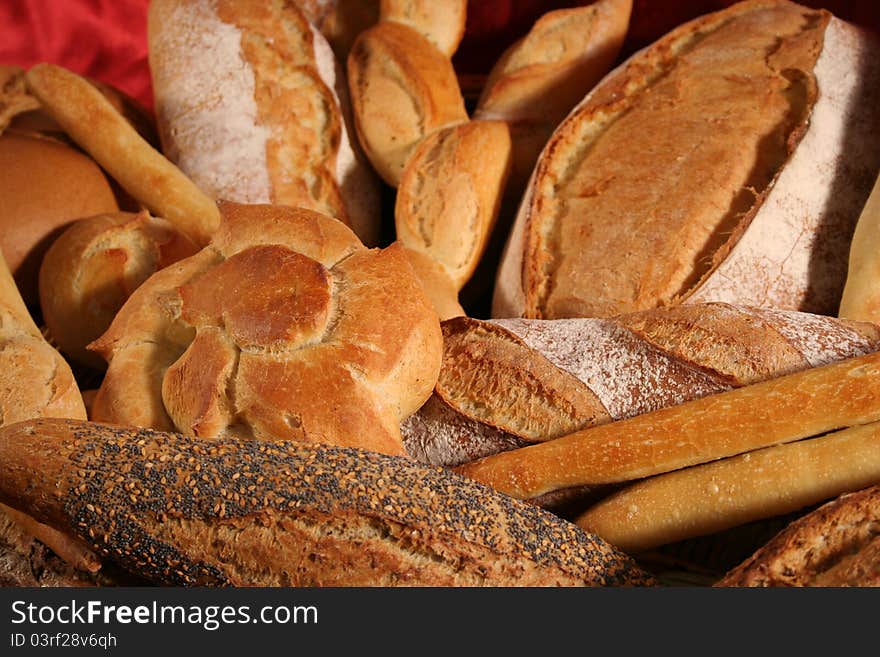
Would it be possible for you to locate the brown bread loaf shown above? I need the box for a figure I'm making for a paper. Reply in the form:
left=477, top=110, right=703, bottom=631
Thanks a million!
left=402, top=303, right=880, bottom=467
left=0, top=418, right=655, bottom=587
left=493, top=0, right=880, bottom=319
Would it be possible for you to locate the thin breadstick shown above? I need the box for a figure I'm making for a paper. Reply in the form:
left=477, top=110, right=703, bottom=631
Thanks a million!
left=24, top=63, right=220, bottom=246
left=839, top=173, right=880, bottom=323
left=455, top=350, right=880, bottom=499
left=576, top=421, right=880, bottom=553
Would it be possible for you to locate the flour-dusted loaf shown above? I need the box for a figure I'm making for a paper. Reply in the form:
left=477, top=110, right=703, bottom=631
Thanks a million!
left=148, top=0, right=381, bottom=245
left=90, top=202, right=442, bottom=457
left=402, top=303, right=880, bottom=467
left=0, top=418, right=655, bottom=587
left=717, top=484, right=880, bottom=586
left=493, top=0, right=880, bottom=319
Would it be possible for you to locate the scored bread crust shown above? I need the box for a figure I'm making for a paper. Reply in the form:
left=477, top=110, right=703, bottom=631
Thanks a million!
left=493, top=0, right=880, bottom=319
left=89, top=202, right=442, bottom=456
left=0, top=418, right=655, bottom=587
left=148, top=0, right=381, bottom=246
left=379, top=0, right=467, bottom=58
left=717, top=485, right=880, bottom=587
left=401, top=303, right=880, bottom=467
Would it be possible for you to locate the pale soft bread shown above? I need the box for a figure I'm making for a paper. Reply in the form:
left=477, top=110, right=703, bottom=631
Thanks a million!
left=90, top=202, right=442, bottom=457
left=24, top=63, right=221, bottom=247
left=839, top=173, right=880, bottom=323
left=0, top=248, right=99, bottom=575
left=0, top=131, right=119, bottom=306
left=577, top=422, right=880, bottom=553
left=454, top=349, right=880, bottom=500
left=148, top=0, right=381, bottom=246
left=493, top=0, right=880, bottom=319
left=474, top=0, right=632, bottom=190
left=297, top=0, right=380, bottom=62
left=0, top=418, right=654, bottom=586
left=402, top=303, right=880, bottom=467
left=396, top=120, right=512, bottom=290
left=347, top=20, right=468, bottom=187
left=401, top=247, right=466, bottom=321
left=717, top=484, right=880, bottom=586
left=379, top=0, right=467, bottom=57
left=39, top=211, right=198, bottom=370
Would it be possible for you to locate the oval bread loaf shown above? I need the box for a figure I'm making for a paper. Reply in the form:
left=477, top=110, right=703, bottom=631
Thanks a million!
left=0, top=418, right=656, bottom=587
left=493, top=0, right=880, bottom=319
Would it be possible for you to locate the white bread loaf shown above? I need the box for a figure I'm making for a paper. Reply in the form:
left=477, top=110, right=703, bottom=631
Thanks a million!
left=493, top=0, right=880, bottom=319
left=401, top=303, right=880, bottom=467
left=148, top=0, right=382, bottom=246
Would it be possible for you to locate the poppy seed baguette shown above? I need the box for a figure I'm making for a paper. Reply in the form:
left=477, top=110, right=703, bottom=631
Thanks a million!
left=0, top=418, right=654, bottom=587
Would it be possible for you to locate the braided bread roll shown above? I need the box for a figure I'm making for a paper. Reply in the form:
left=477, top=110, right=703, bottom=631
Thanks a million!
left=90, top=202, right=442, bottom=457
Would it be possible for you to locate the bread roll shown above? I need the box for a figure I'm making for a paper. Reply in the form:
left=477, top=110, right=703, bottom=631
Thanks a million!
left=90, top=202, right=442, bottom=457
left=148, top=0, right=381, bottom=246
left=0, top=131, right=119, bottom=306
left=0, top=65, right=39, bottom=132
left=402, top=303, right=880, bottom=467
left=395, top=120, right=512, bottom=291
left=577, top=422, right=880, bottom=553
left=455, top=348, right=880, bottom=500
left=493, top=0, right=880, bottom=319
left=400, top=247, right=466, bottom=321
left=297, top=0, right=380, bottom=63
left=25, top=63, right=221, bottom=247
left=474, top=0, right=632, bottom=191
left=717, top=485, right=880, bottom=586
left=0, top=247, right=99, bottom=575
left=347, top=20, right=468, bottom=187
left=0, top=418, right=655, bottom=587
left=39, top=211, right=199, bottom=370
left=379, top=0, right=467, bottom=57
left=839, top=172, right=880, bottom=323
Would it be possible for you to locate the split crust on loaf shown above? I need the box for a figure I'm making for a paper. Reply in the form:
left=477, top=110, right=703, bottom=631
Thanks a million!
left=493, top=0, right=880, bottom=319
left=0, top=418, right=655, bottom=587
left=401, top=303, right=880, bottom=467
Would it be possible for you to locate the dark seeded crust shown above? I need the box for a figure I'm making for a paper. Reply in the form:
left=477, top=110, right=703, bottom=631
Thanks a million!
left=716, top=485, right=880, bottom=587
left=0, top=418, right=653, bottom=587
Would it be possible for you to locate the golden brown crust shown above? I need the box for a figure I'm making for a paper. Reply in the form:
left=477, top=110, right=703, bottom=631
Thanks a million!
left=0, top=418, right=655, bottom=587
left=379, top=0, right=467, bottom=57
left=347, top=20, right=468, bottom=186
left=0, top=66, right=40, bottom=133
left=396, top=120, right=512, bottom=290
left=839, top=173, right=880, bottom=323
left=24, top=63, right=221, bottom=247
left=298, top=0, right=380, bottom=62
left=455, top=349, right=880, bottom=500
left=0, top=131, right=119, bottom=306
left=39, top=211, right=198, bottom=370
left=90, top=202, right=442, bottom=457
left=399, top=247, right=466, bottom=321
left=717, top=485, right=880, bottom=587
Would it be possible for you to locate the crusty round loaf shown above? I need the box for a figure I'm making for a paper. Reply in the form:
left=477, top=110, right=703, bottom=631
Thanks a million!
left=39, top=211, right=199, bottom=370
left=494, top=0, right=880, bottom=319
left=89, top=201, right=442, bottom=456
left=148, top=0, right=382, bottom=246
left=0, top=418, right=655, bottom=587
left=716, top=485, right=880, bottom=587
left=0, top=131, right=119, bottom=306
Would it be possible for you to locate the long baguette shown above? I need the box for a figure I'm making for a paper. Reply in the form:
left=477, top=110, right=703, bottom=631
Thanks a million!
left=0, top=418, right=654, bottom=587
left=454, top=349, right=880, bottom=500
left=576, top=421, right=880, bottom=553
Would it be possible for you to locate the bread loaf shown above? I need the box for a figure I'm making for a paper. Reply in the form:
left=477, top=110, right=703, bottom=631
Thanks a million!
left=379, top=0, right=467, bottom=57
left=148, top=0, right=382, bottom=246
left=839, top=172, right=880, bottom=324
left=474, top=0, right=632, bottom=191
left=493, top=0, right=880, bottom=319
left=347, top=20, right=468, bottom=187
left=25, top=63, right=221, bottom=247
left=296, top=0, right=379, bottom=63
left=0, top=130, right=119, bottom=306
left=402, top=303, right=880, bottom=467
left=717, top=484, right=880, bottom=586
left=0, top=418, right=655, bottom=587
left=39, top=211, right=199, bottom=370
left=90, top=202, right=442, bottom=457
left=395, top=120, right=512, bottom=291
left=577, top=421, right=880, bottom=553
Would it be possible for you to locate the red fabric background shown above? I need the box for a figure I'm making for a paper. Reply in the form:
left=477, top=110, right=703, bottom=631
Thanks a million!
left=1, top=0, right=878, bottom=116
